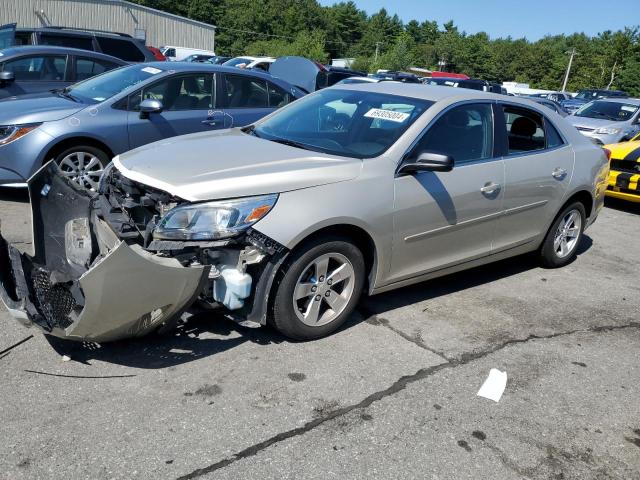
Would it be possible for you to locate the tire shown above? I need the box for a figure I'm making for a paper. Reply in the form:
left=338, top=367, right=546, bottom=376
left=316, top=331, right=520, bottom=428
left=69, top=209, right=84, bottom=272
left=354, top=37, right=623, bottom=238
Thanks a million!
left=52, top=145, right=109, bottom=191
left=539, top=202, right=586, bottom=268
left=271, top=236, right=365, bottom=341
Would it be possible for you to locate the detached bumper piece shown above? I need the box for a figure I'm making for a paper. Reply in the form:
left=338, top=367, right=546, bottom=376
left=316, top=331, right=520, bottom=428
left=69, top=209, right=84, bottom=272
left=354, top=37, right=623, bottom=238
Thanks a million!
left=0, top=163, right=208, bottom=342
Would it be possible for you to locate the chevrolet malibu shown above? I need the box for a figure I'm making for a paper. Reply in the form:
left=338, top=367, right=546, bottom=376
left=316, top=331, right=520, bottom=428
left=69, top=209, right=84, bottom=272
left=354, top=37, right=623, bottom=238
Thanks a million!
left=0, top=84, right=609, bottom=342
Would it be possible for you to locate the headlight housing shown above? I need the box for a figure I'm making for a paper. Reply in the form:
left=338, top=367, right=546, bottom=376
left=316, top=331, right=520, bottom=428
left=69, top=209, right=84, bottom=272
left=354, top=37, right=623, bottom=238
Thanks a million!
left=153, top=194, right=278, bottom=240
left=0, top=124, right=41, bottom=146
left=594, top=127, right=621, bottom=135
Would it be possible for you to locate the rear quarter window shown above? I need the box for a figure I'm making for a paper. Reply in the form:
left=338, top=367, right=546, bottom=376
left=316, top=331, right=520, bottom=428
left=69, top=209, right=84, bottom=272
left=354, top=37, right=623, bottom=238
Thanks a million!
left=97, top=37, right=145, bottom=62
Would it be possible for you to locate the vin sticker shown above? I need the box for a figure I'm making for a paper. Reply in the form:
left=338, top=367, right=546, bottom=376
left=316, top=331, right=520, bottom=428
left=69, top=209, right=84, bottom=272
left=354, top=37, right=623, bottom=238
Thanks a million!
left=364, top=108, right=410, bottom=123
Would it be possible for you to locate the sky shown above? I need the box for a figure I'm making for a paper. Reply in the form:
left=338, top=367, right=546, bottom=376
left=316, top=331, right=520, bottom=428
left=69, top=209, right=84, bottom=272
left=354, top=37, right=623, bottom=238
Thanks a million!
left=318, top=0, right=638, bottom=40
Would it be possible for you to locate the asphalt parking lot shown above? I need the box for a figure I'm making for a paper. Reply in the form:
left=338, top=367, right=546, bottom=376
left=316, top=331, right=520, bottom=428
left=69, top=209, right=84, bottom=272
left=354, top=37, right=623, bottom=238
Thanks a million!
left=1, top=189, right=639, bottom=480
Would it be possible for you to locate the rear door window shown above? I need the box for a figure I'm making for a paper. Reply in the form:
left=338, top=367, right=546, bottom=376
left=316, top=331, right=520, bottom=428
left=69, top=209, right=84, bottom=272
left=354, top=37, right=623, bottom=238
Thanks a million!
left=2, top=55, right=67, bottom=81
left=267, top=82, right=293, bottom=108
left=97, top=37, right=145, bottom=62
left=502, top=106, right=546, bottom=154
left=75, top=57, right=120, bottom=81
left=222, top=75, right=268, bottom=108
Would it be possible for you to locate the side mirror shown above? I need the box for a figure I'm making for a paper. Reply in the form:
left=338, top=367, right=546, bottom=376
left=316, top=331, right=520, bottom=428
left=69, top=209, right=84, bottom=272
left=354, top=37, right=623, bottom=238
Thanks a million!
left=139, top=99, right=163, bottom=119
left=399, top=152, right=455, bottom=175
left=0, top=71, right=15, bottom=86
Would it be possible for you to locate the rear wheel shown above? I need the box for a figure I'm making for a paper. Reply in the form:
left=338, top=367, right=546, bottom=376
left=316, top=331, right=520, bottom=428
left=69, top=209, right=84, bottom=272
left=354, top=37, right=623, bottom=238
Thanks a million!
left=271, top=237, right=365, bottom=340
left=539, top=202, right=586, bottom=268
left=52, top=145, right=108, bottom=191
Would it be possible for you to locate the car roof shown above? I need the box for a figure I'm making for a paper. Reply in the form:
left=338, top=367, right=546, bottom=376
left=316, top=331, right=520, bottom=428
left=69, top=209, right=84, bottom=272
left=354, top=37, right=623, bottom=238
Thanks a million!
left=334, top=81, right=506, bottom=102
left=587, top=97, right=640, bottom=105
left=143, top=61, right=273, bottom=76
left=122, top=61, right=301, bottom=95
left=0, top=45, right=128, bottom=63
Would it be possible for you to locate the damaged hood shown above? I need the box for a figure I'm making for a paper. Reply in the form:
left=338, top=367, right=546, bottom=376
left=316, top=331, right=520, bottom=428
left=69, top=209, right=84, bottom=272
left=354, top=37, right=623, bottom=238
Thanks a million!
left=0, top=93, right=86, bottom=124
left=113, top=129, right=363, bottom=202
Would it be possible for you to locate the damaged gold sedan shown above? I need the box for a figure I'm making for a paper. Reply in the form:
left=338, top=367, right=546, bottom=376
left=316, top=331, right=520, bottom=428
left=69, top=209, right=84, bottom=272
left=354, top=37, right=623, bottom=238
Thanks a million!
left=0, top=84, right=608, bottom=343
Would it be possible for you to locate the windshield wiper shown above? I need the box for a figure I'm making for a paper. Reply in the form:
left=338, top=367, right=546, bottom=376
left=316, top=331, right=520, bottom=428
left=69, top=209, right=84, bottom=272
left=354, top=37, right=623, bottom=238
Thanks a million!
left=52, top=87, right=78, bottom=102
left=268, top=136, right=315, bottom=151
left=243, top=125, right=261, bottom=138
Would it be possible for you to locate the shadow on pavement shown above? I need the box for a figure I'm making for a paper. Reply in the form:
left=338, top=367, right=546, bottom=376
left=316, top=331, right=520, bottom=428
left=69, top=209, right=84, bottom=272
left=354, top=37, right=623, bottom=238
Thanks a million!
left=360, top=236, right=593, bottom=316
left=45, top=311, right=283, bottom=369
left=604, top=197, right=640, bottom=215
left=0, top=187, right=29, bottom=204
left=40, top=237, right=594, bottom=367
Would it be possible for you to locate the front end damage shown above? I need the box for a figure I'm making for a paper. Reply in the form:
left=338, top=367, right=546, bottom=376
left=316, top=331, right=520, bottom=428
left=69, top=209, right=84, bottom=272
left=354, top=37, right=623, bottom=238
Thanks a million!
left=0, top=163, right=287, bottom=342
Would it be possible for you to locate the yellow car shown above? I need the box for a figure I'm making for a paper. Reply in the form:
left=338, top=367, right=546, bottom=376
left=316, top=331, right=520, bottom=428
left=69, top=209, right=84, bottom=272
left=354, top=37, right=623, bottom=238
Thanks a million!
left=604, top=133, right=640, bottom=203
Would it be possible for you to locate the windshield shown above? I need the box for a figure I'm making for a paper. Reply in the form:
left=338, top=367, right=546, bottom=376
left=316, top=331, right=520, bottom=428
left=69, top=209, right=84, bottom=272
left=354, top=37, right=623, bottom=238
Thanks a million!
left=253, top=88, right=433, bottom=159
left=223, top=57, right=253, bottom=68
left=575, top=100, right=639, bottom=121
left=67, top=65, right=165, bottom=103
left=575, top=90, right=600, bottom=100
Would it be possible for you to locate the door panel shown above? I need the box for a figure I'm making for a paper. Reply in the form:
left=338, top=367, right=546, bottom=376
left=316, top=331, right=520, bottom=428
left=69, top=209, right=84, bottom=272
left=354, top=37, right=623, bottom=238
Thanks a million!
left=390, top=161, right=505, bottom=282
left=493, top=105, right=574, bottom=250
left=389, top=102, right=504, bottom=283
left=127, top=73, right=221, bottom=149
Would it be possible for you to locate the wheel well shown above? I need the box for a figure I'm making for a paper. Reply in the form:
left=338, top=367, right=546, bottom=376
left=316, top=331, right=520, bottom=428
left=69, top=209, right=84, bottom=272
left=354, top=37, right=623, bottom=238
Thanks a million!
left=42, top=137, right=114, bottom=166
left=292, top=224, right=377, bottom=290
left=563, top=190, right=593, bottom=218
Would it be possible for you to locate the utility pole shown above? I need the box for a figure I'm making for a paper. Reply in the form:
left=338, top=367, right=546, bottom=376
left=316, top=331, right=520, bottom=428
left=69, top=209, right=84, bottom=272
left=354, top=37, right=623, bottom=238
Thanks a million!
left=374, top=42, right=382, bottom=62
left=561, top=48, right=578, bottom=92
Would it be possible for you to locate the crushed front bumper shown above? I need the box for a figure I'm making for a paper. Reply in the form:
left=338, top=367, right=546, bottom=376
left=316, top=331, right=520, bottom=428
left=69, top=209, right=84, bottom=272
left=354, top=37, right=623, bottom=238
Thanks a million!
left=0, top=163, right=209, bottom=342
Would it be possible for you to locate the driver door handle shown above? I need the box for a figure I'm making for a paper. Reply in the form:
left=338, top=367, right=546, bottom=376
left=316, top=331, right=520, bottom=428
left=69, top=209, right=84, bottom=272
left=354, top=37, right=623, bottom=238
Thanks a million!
left=480, top=182, right=501, bottom=194
left=552, top=168, right=567, bottom=179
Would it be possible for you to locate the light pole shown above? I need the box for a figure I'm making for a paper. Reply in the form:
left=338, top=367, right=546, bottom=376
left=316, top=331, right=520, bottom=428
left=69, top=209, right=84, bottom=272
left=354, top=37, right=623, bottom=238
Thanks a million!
left=561, top=48, right=578, bottom=92
left=374, top=42, right=382, bottom=62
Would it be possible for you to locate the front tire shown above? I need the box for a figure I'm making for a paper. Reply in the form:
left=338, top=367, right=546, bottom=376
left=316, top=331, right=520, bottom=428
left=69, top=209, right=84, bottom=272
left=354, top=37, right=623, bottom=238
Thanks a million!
left=53, top=145, right=108, bottom=191
left=539, top=202, right=586, bottom=268
left=271, top=237, right=365, bottom=340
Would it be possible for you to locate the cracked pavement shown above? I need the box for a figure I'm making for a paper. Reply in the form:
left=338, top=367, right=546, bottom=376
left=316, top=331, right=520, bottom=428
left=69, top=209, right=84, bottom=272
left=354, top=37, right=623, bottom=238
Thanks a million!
left=1, top=189, right=639, bottom=480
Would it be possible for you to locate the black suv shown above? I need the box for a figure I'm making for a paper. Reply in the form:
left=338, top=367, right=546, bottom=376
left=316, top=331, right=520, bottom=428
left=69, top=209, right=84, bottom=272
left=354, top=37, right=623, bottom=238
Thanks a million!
left=0, top=23, right=154, bottom=62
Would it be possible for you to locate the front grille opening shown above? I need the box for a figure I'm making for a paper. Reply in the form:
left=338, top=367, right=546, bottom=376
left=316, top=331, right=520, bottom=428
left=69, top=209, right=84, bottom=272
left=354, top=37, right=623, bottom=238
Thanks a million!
left=32, top=269, right=76, bottom=329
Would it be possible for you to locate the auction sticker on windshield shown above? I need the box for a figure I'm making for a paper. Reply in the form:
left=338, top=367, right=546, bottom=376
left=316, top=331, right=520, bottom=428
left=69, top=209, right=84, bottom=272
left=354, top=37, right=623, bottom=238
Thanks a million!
left=364, top=108, right=410, bottom=123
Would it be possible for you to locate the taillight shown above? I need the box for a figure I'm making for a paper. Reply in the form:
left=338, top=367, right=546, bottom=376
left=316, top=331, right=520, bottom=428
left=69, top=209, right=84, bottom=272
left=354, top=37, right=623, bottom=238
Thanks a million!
left=603, top=148, right=611, bottom=161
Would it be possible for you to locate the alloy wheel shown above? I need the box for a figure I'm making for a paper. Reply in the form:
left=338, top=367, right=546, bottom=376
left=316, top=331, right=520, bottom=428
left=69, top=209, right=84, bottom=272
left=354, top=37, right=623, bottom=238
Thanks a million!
left=58, top=151, right=105, bottom=190
left=292, top=252, right=356, bottom=327
left=553, top=209, right=582, bottom=258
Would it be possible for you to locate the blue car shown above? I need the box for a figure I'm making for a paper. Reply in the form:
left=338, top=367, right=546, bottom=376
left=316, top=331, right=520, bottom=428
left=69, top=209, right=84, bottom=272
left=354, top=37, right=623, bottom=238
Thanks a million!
left=0, top=62, right=305, bottom=188
left=0, top=45, right=127, bottom=100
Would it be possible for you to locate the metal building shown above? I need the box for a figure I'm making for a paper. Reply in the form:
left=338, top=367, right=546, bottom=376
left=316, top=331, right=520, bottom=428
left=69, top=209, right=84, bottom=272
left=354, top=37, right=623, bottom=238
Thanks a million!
left=0, top=0, right=216, bottom=51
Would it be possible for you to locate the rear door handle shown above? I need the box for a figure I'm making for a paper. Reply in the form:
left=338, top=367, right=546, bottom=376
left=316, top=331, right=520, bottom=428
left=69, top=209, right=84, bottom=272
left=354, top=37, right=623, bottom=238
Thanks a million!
left=480, top=182, right=501, bottom=194
left=201, top=119, right=220, bottom=126
left=552, top=168, right=567, bottom=179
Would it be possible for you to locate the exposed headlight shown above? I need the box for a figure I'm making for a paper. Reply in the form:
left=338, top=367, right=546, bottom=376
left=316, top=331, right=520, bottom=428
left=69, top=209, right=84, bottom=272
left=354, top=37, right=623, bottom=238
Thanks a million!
left=0, top=124, right=41, bottom=146
left=594, top=127, right=621, bottom=135
left=153, top=194, right=278, bottom=240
